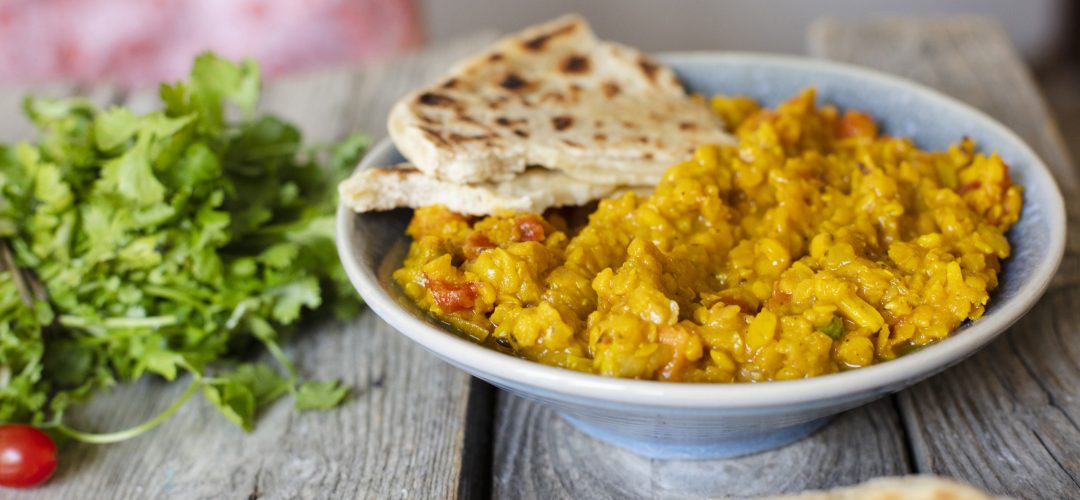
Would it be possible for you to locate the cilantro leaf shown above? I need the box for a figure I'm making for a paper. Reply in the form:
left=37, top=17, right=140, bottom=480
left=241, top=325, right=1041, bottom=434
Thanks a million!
left=97, top=134, right=166, bottom=207
left=203, top=379, right=257, bottom=431
left=143, top=350, right=186, bottom=381
left=226, top=363, right=291, bottom=407
left=204, top=363, right=290, bottom=431
left=187, top=53, right=260, bottom=133
left=93, top=107, right=140, bottom=151
left=269, top=278, right=322, bottom=324
left=295, top=380, right=349, bottom=411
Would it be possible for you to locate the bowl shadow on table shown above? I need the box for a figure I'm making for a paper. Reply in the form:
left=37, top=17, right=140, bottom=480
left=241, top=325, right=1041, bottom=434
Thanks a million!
left=492, top=391, right=909, bottom=498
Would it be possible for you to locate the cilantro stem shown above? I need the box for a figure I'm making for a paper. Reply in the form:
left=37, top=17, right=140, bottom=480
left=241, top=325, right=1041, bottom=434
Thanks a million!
left=0, top=239, right=34, bottom=307
left=50, top=377, right=201, bottom=444
left=262, top=337, right=298, bottom=383
left=59, top=314, right=179, bottom=330
left=102, top=316, right=179, bottom=328
left=143, top=285, right=211, bottom=310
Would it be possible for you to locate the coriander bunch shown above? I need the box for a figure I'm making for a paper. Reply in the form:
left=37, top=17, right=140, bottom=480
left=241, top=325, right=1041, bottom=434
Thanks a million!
left=0, top=53, right=367, bottom=440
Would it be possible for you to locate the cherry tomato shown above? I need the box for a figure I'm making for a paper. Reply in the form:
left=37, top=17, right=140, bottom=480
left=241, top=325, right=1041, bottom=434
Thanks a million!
left=0, top=424, right=57, bottom=488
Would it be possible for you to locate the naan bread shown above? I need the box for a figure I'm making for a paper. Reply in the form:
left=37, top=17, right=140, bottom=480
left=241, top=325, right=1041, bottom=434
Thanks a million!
left=339, top=164, right=621, bottom=216
left=387, top=14, right=733, bottom=185
left=765, top=476, right=1000, bottom=500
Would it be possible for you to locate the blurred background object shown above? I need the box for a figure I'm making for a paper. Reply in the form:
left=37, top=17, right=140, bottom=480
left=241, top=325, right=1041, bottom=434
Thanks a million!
left=423, top=0, right=1071, bottom=66
left=0, top=0, right=421, bottom=86
left=0, top=0, right=1073, bottom=86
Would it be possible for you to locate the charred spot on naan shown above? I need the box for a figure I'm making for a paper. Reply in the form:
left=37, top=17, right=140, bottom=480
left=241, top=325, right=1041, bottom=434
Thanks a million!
left=521, top=19, right=579, bottom=51
left=602, top=81, right=621, bottom=98
left=539, top=90, right=566, bottom=104
left=637, top=55, right=683, bottom=88
left=448, top=133, right=496, bottom=144
left=561, top=54, right=591, bottom=74
left=637, top=56, right=660, bottom=82
left=499, top=73, right=531, bottom=92
left=552, top=116, right=574, bottom=131
left=485, top=95, right=511, bottom=111
left=454, top=113, right=487, bottom=128
left=418, top=126, right=450, bottom=147
left=495, top=116, right=527, bottom=127
left=417, top=92, right=456, bottom=107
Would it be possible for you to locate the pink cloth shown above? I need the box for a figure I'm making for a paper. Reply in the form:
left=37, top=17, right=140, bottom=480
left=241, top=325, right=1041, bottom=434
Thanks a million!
left=0, top=0, right=421, bottom=87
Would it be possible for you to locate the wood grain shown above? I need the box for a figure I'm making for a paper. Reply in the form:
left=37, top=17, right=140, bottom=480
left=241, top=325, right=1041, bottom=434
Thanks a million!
left=1040, top=65, right=1080, bottom=289
left=811, top=17, right=1080, bottom=499
left=2, top=34, right=497, bottom=500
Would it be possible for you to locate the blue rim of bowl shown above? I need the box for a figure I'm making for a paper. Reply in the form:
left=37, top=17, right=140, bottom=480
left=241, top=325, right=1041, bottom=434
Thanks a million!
left=336, top=52, right=1067, bottom=410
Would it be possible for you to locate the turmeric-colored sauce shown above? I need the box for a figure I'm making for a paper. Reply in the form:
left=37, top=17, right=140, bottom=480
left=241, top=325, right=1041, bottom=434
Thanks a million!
left=394, top=89, right=1022, bottom=382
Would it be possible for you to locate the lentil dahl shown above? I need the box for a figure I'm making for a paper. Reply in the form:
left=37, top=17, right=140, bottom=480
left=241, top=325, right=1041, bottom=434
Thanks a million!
left=393, top=89, right=1023, bottom=382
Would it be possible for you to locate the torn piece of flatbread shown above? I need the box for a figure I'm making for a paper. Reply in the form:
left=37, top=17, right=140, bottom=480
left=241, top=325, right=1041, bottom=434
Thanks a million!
left=765, top=476, right=1003, bottom=500
left=388, top=14, right=733, bottom=185
left=338, top=165, right=623, bottom=216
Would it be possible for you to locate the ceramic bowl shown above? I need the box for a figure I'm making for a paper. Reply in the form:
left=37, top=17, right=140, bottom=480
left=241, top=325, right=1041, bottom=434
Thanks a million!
left=336, top=53, right=1066, bottom=459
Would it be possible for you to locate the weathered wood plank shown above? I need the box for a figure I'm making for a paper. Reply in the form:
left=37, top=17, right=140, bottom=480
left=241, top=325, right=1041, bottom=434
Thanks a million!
left=4, top=33, right=498, bottom=500
left=1038, top=65, right=1080, bottom=289
left=811, top=17, right=1080, bottom=499
left=493, top=395, right=910, bottom=499
left=1040, top=65, right=1080, bottom=166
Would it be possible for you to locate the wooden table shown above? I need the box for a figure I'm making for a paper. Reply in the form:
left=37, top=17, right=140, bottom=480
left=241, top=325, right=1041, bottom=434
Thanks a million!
left=4, top=17, right=1078, bottom=500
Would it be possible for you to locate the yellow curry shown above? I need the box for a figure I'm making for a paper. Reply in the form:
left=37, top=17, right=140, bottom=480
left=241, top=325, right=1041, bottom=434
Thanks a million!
left=393, top=89, right=1023, bottom=382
